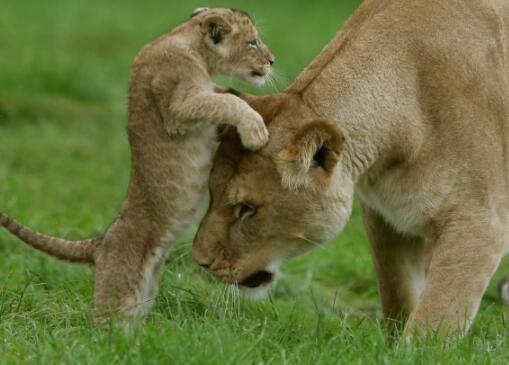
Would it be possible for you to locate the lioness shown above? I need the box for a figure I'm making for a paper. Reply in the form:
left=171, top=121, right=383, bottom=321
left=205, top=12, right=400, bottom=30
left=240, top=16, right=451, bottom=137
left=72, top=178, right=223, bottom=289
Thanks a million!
left=0, top=7, right=273, bottom=320
left=193, top=0, right=509, bottom=335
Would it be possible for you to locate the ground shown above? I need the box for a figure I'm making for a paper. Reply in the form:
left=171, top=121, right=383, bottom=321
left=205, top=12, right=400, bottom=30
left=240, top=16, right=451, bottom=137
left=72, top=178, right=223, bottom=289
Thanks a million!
left=1, top=0, right=509, bottom=364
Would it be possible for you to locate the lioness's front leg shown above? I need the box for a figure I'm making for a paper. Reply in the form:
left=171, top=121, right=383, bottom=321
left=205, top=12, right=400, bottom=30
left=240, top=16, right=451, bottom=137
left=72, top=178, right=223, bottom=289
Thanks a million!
left=361, top=203, right=426, bottom=332
left=405, top=216, right=504, bottom=335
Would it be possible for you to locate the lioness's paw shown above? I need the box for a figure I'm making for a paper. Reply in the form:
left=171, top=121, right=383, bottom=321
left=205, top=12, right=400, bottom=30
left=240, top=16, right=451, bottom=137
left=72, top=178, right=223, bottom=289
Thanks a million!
left=239, top=114, right=269, bottom=150
left=499, top=277, right=509, bottom=306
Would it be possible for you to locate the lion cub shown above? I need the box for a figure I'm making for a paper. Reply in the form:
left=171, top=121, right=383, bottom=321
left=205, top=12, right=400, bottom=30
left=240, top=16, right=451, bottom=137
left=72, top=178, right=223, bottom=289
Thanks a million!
left=0, top=8, right=274, bottom=320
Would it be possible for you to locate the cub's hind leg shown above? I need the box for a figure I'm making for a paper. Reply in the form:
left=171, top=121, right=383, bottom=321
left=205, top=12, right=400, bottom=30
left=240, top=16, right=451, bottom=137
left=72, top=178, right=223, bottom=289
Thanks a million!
left=93, top=223, right=169, bottom=321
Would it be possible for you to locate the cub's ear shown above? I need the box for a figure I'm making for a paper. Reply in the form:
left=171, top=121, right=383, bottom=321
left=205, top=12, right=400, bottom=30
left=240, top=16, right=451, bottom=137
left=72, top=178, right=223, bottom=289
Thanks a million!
left=201, top=13, right=232, bottom=44
left=191, top=7, right=210, bottom=18
left=277, top=120, right=343, bottom=190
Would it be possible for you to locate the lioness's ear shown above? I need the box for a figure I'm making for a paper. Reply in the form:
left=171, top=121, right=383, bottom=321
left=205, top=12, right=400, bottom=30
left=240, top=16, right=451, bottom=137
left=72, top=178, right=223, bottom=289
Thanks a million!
left=201, top=13, right=232, bottom=44
left=277, top=120, right=343, bottom=190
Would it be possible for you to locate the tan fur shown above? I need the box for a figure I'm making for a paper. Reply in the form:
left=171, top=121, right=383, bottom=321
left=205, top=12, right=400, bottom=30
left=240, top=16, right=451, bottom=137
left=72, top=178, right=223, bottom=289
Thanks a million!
left=0, top=8, right=274, bottom=320
left=194, top=0, right=509, bottom=336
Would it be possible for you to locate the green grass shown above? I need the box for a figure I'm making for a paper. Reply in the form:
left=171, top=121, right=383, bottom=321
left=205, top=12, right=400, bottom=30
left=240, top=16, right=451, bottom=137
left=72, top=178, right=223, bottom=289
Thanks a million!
left=1, top=0, right=509, bottom=363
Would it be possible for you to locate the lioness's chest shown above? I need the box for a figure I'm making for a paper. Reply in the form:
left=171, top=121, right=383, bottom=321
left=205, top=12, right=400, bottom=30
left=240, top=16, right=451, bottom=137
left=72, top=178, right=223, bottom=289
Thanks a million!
left=356, top=167, right=448, bottom=237
left=357, top=184, right=426, bottom=236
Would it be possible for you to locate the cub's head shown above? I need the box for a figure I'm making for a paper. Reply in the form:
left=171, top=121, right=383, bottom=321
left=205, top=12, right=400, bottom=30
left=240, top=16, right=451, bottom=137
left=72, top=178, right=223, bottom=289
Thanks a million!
left=191, top=7, right=274, bottom=86
left=193, top=94, right=354, bottom=296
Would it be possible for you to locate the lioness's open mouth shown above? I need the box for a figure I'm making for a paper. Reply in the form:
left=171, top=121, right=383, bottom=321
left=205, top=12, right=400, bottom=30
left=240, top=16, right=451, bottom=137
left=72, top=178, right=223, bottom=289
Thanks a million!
left=239, top=270, right=273, bottom=288
left=250, top=70, right=265, bottom=77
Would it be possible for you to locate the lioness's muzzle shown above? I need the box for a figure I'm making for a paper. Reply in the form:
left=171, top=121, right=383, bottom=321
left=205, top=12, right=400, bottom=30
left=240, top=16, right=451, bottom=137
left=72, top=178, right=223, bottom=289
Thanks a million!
left=239, top=270, right=273, bottom=288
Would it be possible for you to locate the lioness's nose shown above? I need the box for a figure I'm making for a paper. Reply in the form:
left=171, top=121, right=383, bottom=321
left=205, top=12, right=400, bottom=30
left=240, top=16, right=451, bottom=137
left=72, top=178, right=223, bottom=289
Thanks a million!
left=192, top=245, right=213, bottom=269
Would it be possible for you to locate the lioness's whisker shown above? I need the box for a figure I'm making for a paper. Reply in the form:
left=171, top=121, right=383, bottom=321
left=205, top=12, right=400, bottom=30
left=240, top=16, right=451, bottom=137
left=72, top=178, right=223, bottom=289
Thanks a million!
left=295, top=234, right=325, bottom=250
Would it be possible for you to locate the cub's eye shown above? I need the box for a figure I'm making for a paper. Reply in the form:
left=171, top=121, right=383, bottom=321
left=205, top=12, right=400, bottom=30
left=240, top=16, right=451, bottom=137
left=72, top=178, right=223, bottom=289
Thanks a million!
left=248, top=39, right=259, bottom=48
left=233, top=202, right=257, bottom=220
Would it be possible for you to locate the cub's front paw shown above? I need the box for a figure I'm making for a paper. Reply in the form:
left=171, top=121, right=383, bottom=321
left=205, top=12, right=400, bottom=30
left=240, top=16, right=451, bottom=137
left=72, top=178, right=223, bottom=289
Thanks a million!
left=239, top=115, right=269, bottom=150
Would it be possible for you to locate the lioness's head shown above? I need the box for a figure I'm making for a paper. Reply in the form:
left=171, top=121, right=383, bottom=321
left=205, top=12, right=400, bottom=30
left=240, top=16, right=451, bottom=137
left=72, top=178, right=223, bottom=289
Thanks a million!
left=193, top=94, right=354, bottom=295
left=191, top=7, right=274, bottom=86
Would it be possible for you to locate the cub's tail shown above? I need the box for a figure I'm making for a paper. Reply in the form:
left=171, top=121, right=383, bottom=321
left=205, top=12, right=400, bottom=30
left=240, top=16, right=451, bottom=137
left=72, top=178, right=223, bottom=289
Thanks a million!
left=0, top=212, right=102, bottom=264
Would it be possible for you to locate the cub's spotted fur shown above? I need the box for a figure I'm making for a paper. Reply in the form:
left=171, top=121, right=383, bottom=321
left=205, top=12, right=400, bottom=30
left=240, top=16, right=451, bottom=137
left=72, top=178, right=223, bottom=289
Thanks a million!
left=0, top=7, right=274, bottom=320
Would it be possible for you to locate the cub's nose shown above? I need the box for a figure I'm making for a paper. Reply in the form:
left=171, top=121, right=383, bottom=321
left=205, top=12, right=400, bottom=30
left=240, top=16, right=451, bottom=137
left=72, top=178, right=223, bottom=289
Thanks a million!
left=268, top=56, right=275, bottom=66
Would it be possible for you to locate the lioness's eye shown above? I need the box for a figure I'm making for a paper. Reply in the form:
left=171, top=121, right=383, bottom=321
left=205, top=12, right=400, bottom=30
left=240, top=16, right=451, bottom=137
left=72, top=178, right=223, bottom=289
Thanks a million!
left=248, top=39, right=259, bottom=48
left=234, top=202, right=256, bottom=220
